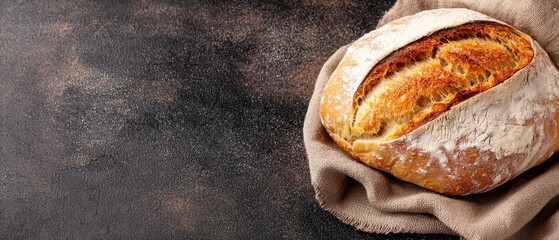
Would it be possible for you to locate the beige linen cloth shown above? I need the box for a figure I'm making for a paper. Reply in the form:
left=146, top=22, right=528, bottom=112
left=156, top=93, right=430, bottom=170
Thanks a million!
left=303, top=0, right=559, bottom=239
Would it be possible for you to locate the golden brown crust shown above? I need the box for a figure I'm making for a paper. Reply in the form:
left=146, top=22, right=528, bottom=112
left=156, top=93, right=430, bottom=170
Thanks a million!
left=350, top=22, right=534, bottom=141
left=318, top=18, right=557, bottom=196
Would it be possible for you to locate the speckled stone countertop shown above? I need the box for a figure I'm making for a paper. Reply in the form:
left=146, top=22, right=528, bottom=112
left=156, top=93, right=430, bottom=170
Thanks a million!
left=1, top=1, right=458, bottom=239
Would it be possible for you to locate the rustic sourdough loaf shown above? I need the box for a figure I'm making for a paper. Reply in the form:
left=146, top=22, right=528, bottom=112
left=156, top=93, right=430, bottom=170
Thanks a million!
left=319, top=8, right=559, bottom=195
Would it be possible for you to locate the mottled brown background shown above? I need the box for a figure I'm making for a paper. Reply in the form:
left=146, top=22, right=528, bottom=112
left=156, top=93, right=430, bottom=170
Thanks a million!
left=0, top=1, right=458, bottom=239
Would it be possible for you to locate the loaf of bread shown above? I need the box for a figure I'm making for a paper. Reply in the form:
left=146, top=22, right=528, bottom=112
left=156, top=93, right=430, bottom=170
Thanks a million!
left=319, top=8, right=559, bottom=195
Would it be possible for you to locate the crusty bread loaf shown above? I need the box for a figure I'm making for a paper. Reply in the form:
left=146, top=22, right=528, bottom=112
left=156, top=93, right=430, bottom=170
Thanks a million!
left=319, top=8, right=559, bottom=195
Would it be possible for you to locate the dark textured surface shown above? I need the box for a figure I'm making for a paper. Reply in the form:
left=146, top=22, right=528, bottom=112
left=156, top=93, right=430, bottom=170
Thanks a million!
left=0, top=1, right=459, bottom=239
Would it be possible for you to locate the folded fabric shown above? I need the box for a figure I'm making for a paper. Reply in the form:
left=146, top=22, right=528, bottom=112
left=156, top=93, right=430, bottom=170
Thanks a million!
left=303, top=1, right=559, bottom=239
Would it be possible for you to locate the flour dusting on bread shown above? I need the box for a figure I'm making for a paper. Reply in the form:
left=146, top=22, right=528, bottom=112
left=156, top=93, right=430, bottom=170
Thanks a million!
left=319, top=8, right=559, bottom=195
